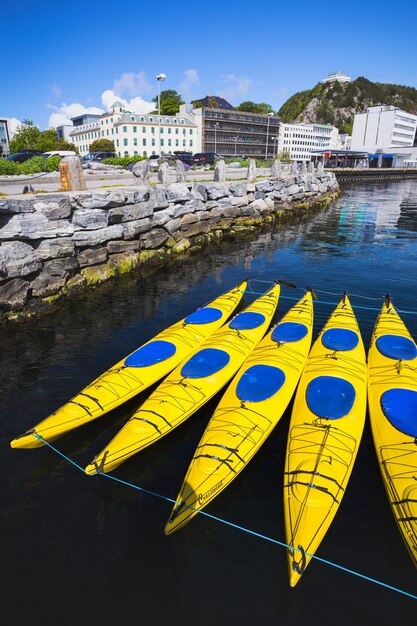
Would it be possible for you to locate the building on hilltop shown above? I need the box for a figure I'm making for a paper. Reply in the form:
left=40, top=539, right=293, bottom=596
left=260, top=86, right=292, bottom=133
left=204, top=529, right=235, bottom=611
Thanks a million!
left=351, top=104, right=417, bottom=166
left=184, top=96, right=280, bottom=159
left=321, top=71, right=351, bottom=84
left=0, top=118, right=11, bottom=156
left=277, top=122, right=340, bottom=161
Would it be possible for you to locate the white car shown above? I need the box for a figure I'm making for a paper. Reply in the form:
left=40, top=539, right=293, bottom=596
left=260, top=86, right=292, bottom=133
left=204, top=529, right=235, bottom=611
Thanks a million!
left=42, top=151, right=77, bottom=158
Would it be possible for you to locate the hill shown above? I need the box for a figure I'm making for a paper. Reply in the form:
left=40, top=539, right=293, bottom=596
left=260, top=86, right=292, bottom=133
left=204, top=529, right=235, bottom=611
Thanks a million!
left=277, top=77, right=417, bottom=134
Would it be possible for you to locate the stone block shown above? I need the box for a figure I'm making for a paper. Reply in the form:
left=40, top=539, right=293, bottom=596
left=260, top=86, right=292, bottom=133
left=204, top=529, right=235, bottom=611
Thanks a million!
left=81, top=263, right=116, bottom=285
left=231, top=196, right=249, bottom=207
left=0, top=214, right=73, bottom=240
left=165, top=183, right=192, bottom=202
left=172, top=238, right=190, bottom=253
left=107, top=240, right=139, bottom=254
left=73, top=208, right=108, bottom=230
left=151, top=207, right=176, bottom=226
left=122, top=218, right=152, bottom=240
left=0, top=199, right=35, bottom=215
left=181, top=213, right=198, bottom=226
left=170, top=199, right=205, bottom=218
left=31, top=274, right=67, bottom=298
left=191, top=182, right=208, bottom=201
left=0, top=278, right=30, bottom=306
left=108, top=201, right=154, bottom=224
left=37, top=238, right=75, bottom=260
left=77, top=247, right=108, bottom=267
left=205, top=183, right=230, bottom=200
left=228, top=182, right=247, bottom=197
left=163, top=218, right=181, bottom=235
left=209, top=206, right=224, bottom=218
left=0, top=241, right=42, bottom=278
left=70, top=190, right=126, bottom=209
left=73, top=224, right=123, bottom=246
left=34, top=196, right=72, bottom=220
left=141, top=229, right=170, bottom=249
left=195, top=210, right=211, bottom=221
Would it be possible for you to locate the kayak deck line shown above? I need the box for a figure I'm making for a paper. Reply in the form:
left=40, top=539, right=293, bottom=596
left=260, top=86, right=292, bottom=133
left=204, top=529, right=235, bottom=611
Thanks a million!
left=29, top=431, right=417, bottom=602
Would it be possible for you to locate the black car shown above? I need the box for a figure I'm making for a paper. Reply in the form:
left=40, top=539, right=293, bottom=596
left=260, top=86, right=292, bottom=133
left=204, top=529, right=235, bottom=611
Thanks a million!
left=5, top=150, right=43, bottom=163
left=193, top=152, right=220, bottom=165
left=82, top=151, right=117, bottom=163
left=173, top=151, right=195, bottom=166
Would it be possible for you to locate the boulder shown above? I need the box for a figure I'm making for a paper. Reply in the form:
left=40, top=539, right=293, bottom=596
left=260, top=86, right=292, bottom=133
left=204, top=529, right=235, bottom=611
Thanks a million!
left=0, top=278, right=30, bottom=306
left=73, top=208, right=108, bottom=230
left=0, top=241, right=41, bottom=278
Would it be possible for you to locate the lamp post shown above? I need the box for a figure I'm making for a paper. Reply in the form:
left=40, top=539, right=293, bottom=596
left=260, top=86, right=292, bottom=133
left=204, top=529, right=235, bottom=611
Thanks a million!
left=265, top=112, right=274, bottom=160
left=271, top=136, right=277, bottom=158
left=214, top=122, right=219, bottom=154
left=156, top=73, right=166, bottom=158
left=233, top=135, right=238, bottom=157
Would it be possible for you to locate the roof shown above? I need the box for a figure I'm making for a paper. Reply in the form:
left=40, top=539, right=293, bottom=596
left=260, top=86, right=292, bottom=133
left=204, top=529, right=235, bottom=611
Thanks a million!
left=115, top=112, right=197, bottom=127
left=191, top=95, right=235, bottom=110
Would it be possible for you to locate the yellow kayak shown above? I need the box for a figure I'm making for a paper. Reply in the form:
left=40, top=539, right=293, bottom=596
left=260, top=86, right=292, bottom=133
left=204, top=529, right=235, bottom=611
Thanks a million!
left=367, top=295, right=417, bottom=568
left=10, top=281, right=247, bottom=449
left=165, top=291, right=314, bottom=534
left=85, top=283, right=281, bottom=475
left=283, top=292, right=367, bottom=587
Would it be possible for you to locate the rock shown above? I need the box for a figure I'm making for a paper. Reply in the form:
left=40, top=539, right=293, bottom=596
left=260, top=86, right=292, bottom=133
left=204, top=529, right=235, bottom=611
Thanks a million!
left=0, top=199, right=35, bottom=215
left=37, top=238, right=75, bottom=260
left=300, top=161, right=307, bottom=174
left=70, top=190, right=125, bottom=210
left=122, top=218, right=153, bottom=239
left=255, top=180, right=273, bottom=193
left=73, top=224, right=123, bottom=246
left=229, top=182, right=247, bottom=197
left=158, top=161, right=170, bottom=184
left=0, top=241, right=42, bottom=278
left=163, top=217, right=181, bottom=235
left=205, top=183, right=230, bottom=200
left=108, top=201, right=154, bottom=224
left=271, top=160, right=282, bottom=179
left=307, top=161, right=314, bottom=173
left=214, top=159, right=225, bottom=182
left=0, top=278, right=30, bottom=307
left=175, top=159, right=187, bottom=182
left=59, top=155, right=87, bottom=191
left=248, top=199, right=269, bottom=213
left=107, top=240, right=139, bottom=254
left=170, top=198, right=205, bottom=218
left=317, top=162, right=324, bottom=174
left=191, top=182, right=208, bottom=201
left=131, top=160, right=150, bottom=183
left=247, top=159, right=257, bottom=182
left=73, top=208, right=108, bottom=230
left=153, top=187, right=169, bottom=209
left=81, top=263, right=116, bottom=285
left=141, top=229, right=170, bottom=249
left=165, top=183, right=192, bottom=203
left=291, top=161, right=298, bottom=175
left=34, top=198, right=72, bottom=220
left=181, top=213, right=199, bottom=226
left=172, top=238, right=190, bottom=253
left=0, top=214, right=73, bottom=240
left=31, top=274, right=66, bottom=298
left=42, top=257, right=79, bottom=278
left=123, top=186, right=152, bottom=204
left=231, top=196, right=249, bottom=207
left=77, top=247, right=108, bottom=267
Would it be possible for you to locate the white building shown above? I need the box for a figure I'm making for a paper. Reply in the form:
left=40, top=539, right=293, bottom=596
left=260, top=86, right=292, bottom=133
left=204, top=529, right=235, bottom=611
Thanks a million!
left=69, top=102, right=201, bottom=157
left=351, top=105, right=417, bottom=153
left=321, top=71, right=351, bottom=84
left=278, top=123, right=340, bottom=161
left=0, top=118, right=11, bottom=156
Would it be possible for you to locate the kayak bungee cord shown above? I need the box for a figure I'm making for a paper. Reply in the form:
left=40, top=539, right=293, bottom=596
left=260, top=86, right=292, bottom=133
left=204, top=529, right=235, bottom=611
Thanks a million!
left=32, top=432, right=417, bottom=602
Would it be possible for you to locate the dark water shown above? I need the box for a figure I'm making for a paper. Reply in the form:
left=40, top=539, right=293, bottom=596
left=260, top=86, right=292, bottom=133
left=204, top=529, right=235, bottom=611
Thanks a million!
left=2, top=180, right=417, bottom=625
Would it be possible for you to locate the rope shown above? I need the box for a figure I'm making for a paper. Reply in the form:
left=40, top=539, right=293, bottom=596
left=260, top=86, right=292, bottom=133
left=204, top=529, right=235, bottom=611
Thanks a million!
left=33, top=433, right=417, bottom=601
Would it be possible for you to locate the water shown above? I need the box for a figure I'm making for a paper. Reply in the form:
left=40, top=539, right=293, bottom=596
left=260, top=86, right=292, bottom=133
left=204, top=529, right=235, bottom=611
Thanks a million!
left=2, top=180, right=417, bottom=625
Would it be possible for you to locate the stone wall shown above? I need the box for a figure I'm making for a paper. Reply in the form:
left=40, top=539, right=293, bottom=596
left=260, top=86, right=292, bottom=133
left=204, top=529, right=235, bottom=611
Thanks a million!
left=0, top=170, right=339, bottom=323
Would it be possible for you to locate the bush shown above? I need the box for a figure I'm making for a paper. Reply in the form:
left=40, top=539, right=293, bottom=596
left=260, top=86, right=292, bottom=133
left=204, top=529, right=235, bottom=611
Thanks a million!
left=19, top=156, right=61, bottom=174
left=102, top=155, right=146, bottom=169
left=0, top=159, right=21, bottom=175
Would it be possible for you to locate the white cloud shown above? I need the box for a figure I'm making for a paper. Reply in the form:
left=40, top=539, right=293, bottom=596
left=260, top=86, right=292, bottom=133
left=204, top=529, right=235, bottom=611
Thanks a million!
left=49, top=83, right=63, bottom=99
left=101, top=90, right=154, bottom=115
left=47, top=102, right=104, bottom=128
left=221, top=73, right=253, bottom=101
left=179, top=69, right=199, bottom=101
left=113, top=71, right=152, bottom=98
left=7, top=118, right=22, bottom=137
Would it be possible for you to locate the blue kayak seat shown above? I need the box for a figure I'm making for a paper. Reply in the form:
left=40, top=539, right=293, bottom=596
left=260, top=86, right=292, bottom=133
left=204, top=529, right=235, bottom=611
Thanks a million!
left=380, top=388, right=417, bottom=438
left=306, top=375, right=356, bottom=420
left=229, top=311, right=266, bottom=330
left=124, top=340, right=176, bottom=368
left=181, top=348, right=230, bottom=379
left=185, top=307, right=223, bottom=325
left=322, top=328, right=359, bottom=351
left=272, top=322, right=308, bottom=343
left=376, top=335, right=417, bottom=361
left=236, top=364, right=286, bottom=402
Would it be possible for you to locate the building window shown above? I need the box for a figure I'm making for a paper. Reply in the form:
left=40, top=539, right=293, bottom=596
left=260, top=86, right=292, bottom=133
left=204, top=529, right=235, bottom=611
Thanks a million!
left=143, top=150, right=147, bottom=156
left=106, top=129, right=109, bottom=135
left=116, top=127, right=118, bottom=134
left=123, top=126, right=127, bottom=132
left=190, top=140, right=193, bottom=147
left=175, top=128, right=179, bottom=134
left=166, top=118, right=170, bottom=123
left=168, top=128, right=171, bottom=134
left=173, top=119, right=177, bottom=123
left=149, top=117, right=153, bottom=122
left=151, top=127, right=155, bottom=134
left=182, top=139, right=186, bottom=147
left=142, top=127, right=146, bottom=133
left=152, top=138, right=155, bottom=146
left=175, top=139, right=179, bottom=146
left=116, top=139, right=119, bottom=147
left=161, top=127, right=164, bottom=133
left=141, top=117, right=145, bottom=122
left=161, top=139, right=164, bottom=146
left=124, top=151, right=129, bottom=156
left=133, top=126, right=137, bottom=132
left=168, top=139, right=172, bottom=146
left=124, top=138, right=128, bottom=146
left=190, top=129, right=193, bottom=135
left=134, top=138, right=137, bottom=146
left=143, top=138, right=147, bottom=146
left=134, top=151, right=138, bottom=155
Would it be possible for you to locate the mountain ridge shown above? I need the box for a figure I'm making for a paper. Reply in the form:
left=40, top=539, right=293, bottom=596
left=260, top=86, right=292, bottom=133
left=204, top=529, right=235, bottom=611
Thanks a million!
left=277, top=77, right=417, bottom=134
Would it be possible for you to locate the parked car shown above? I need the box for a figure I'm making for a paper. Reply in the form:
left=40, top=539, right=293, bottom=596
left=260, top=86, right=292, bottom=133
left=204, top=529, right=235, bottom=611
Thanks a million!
left=42, top=150, right=77, bottom=158
left=173, top=151, right=195, bottom=166
left=193, top=152, right=220, bottom=165
left=5, top=150, right=43, bottom=163
left=82, top=151, right=117, bottom=163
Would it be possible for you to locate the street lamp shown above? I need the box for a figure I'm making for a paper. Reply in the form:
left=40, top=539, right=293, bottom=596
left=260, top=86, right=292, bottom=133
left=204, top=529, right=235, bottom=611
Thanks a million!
left=265, top=112, right=274, bottom=160
left=271, top=136, right=276, bottom=158
left=156, top=73, right=166, bottom=158
left=214, top=122, right=219, bottom=154
left=233, top=135, right=238, bottom=156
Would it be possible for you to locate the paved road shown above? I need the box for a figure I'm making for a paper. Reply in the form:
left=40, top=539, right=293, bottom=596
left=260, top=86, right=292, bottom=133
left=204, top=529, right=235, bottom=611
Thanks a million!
left=0, top=167, right=272, bottom=197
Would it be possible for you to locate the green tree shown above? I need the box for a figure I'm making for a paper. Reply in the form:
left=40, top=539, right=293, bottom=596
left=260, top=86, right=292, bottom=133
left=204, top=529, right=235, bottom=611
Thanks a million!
left=152, top=89, right=184, bottom=115
left=277, top=150, right=291, bottom=163
left=9, top=120, right=65, bottom=153
left=56, top=139, right=79, bottom=153
left=89, top=138, right=115, bottom=153
left=237, top=101, right=274, bottom=114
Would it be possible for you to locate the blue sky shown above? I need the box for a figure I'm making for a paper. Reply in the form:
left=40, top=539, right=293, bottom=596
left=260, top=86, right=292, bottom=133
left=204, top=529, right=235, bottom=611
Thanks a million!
left=2, top=0, right=416, bottom=131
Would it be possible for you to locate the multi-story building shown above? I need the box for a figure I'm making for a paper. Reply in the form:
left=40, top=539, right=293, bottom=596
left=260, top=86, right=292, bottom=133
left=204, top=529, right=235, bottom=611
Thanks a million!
left=277, top=122, right=339, bottom=161
left=351, top=105, right=417, bottom=153
left=0, top=118, right=11, bottom=156
left=321, top=71, right=351, bottom=84
left=183, top=97, right=280, bottom=159
left=69, top=102, right=200, bottom=157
